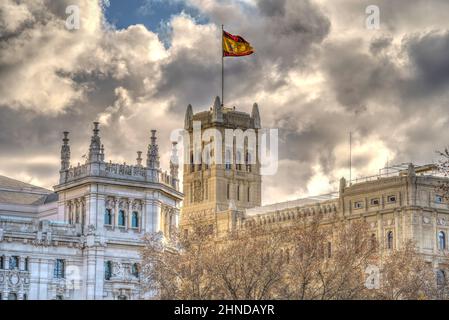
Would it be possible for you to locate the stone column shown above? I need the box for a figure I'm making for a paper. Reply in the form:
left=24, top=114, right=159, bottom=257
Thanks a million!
left=128, top=199, right=133, bottom=229
left=19, top=256, right=25, bottom=271
left=114, top=198, right=119, bottom=229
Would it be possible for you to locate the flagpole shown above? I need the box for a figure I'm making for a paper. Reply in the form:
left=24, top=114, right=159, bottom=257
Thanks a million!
left=221, top=24, right=224, bottom=107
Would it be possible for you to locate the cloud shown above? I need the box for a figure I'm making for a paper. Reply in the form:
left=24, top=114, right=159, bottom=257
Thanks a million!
left=1, top=0, right=449, bottom=205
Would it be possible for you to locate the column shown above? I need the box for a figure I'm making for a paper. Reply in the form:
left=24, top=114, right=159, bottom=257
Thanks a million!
left=19, top=256, right=25, bottom=271
left=114, top=198, right=119, bottom=229
left=128, top=199, right=133, bottom=230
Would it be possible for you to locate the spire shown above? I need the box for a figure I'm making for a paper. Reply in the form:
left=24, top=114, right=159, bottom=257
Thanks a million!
left=88, top=122, right=102, bottom=163
left=170, top=142, right=179, bottom=179
left=212, top=96, right=223, bottom=123
left=251, top=103, right=261, bottom=129
left=136, top=151, right=143, bottom=167
left=60, top=131, right=70, bottom=171
left=147, top=130, right=160, bottom=169
left=185, top=104, right=193, bottom=130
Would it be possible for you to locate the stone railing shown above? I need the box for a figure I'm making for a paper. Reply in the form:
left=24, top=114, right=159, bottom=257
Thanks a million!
left=104, top=162, right=146, bottom=178
left=62, top=161, right=179, bottom=191
left=243, top=198, right=339, bottom=228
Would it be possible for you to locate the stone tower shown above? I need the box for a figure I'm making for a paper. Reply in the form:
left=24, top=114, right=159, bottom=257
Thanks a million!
left=180, top=96, right=262, bottom=235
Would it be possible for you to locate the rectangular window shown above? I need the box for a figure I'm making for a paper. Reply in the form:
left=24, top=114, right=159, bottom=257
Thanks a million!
left=354, top=201, right=363, bottom=209
left=370, top=198, right=380, bottom=206
left=227, top=184, right=230, bottom=200
left=436, top=195, right=444, bottom=203
left=54, top=259, right=65, bottom=279
left=104, top=261, right=112, bottom=280
left=24, top=257, right=29, bottom=271
left=0, top=256, right=4, bottom=269
left=387, top=195, right=397, bottom=203
left=9, top=256, right=19, bottom=270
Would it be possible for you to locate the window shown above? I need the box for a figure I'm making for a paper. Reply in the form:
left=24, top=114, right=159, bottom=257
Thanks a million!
left=104, top=209, right=112, bottom=225
left=247, top=186, right=250, bottom=202
left=8, top=293, right=17, bottom=300
left=370, top=198, right=380, bottom=206
left=190, top=153, right=194, bottom=173
left=237, top=185, right=240, bottom=201
left=236, top=151, right=242, bottom=171
left=9, top=256, right=19, bottom=270
left=55, top=295, right=64, bottom=300
left=387, top=231, right=394, bottom=250
left=23, top=294, right=27, bottom=300
left=131, top=263, right=139, bottom=278
left=118, top=210, right=126, bottom=227
left=24, top=257, right=29, bottom=271
left=225, top=150, right=232, bottom=170
left=105, top=261, right=112, bottom=280
left=246, top=152, right=252, bottom=172
left=436, top=195, right=444, bottom=203
left=387, top=195, right=396, bottom=203
left=354, top=201, right=363, bottom=209
left=227, top=184, right=230, bottom=200
left=437, top=270, right=446, bottom=287
left=327, top=242, right=332, bottom=258
left=439, top=231, right=446, bottom=250
left=54, top=259, right=65, bottom=279
left=0, top=256, right=3, bottom=269
left=131, top=211, right=139, bottom=229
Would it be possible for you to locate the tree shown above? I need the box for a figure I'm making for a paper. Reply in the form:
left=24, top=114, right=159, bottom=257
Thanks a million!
left=140, top=213, right=439, bottom=300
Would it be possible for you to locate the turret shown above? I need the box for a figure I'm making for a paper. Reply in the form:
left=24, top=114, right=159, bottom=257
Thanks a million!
left=211, top=96, right=223, bottom=123
left=88, top=122, right=103, bottom=163
left=251, top=103, right=261, bottom=129
left=136, top=151, right=143, bottom=167
left=170, top=142, right=179, bottom=189
left=146, top=130, right=160, bottom=182
left=185, top=104, right=193, bottom=130
left=61, top=131, right=71, bottom=171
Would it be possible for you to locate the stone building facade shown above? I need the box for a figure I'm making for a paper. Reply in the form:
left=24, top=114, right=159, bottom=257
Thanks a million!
left=181, top=97, right=449, bottom=278
left=0, top=123, right=182, bottom=300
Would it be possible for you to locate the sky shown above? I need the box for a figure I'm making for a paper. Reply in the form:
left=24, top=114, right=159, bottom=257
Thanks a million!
left=1, top=0, right=449, bottom=205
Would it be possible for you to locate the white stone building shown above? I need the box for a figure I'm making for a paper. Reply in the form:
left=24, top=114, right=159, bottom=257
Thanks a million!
left=0, top=123, right=182, bottom=300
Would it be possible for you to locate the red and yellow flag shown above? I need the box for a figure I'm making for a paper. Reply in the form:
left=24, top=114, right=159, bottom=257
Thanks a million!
left=223, top=30, right=254, bottom=57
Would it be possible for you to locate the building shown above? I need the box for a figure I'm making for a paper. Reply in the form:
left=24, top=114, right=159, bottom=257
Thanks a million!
left=181, top=97, right=449, bottom=278
left=0, top=123, right=182, bottom=300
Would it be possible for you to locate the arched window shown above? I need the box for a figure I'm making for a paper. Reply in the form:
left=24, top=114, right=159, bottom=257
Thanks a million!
left=437, top=269, right=446, bottom=286
left=236, top=151, right=242, bottom=171
left=131, top=263, right=139, bottom=278
left=104, top=209, right=112, bottom=226
left=439, top=231, right=446, bottom=250
left=9, top=256, right=19, bottom=270
left=190, top=152, right=194, bottom=172
left=387, top=231, right=394, bottom=250
left=131, top=212, right=139, bottom=229
left=246, top=151, right=252, bottom=172
left=225, top=150, right=232, bottom=170
left=118, top=210, right=126, bottom=227
left=104, top=261, right=112, bottom=280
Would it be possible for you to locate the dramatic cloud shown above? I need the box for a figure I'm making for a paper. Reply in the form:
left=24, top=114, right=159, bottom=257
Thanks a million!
left=1, top=0, right=449, bottom=205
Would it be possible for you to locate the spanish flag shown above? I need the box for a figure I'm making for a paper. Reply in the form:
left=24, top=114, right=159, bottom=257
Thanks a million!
left=223, top=30, right=254, bottom=57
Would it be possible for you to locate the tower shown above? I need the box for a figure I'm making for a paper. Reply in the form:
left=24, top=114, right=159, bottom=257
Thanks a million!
left=180, top=96, right=262, bottom=235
